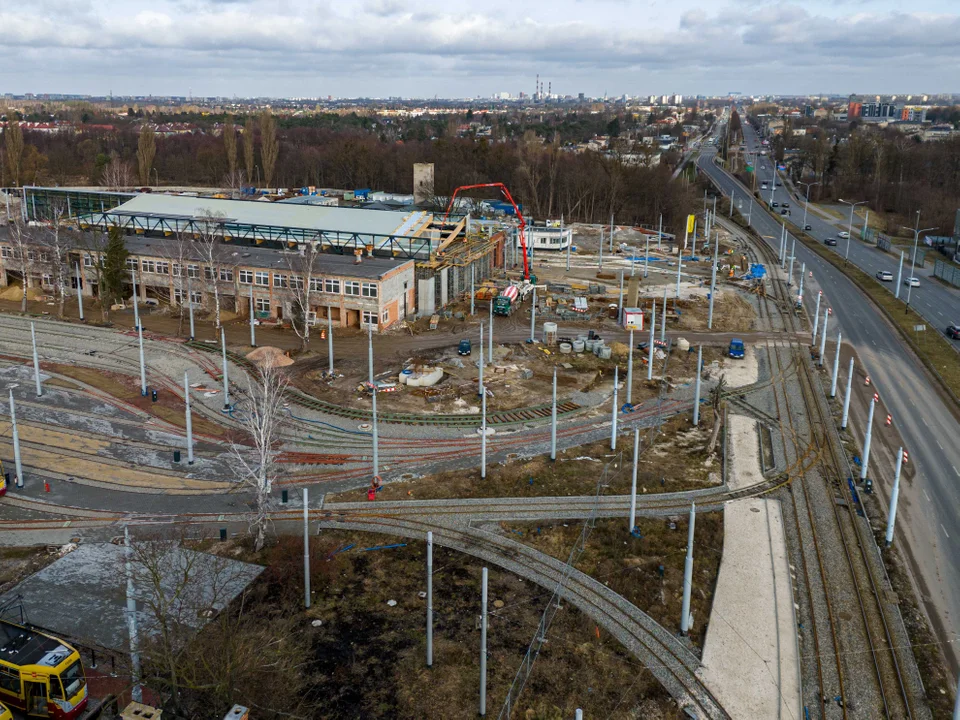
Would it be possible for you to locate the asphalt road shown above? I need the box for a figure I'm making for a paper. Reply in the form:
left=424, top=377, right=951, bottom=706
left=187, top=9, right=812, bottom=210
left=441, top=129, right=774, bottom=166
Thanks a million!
left=698, top=145, right=960, bottom=675
left=737, top=122, right=960, bottom=347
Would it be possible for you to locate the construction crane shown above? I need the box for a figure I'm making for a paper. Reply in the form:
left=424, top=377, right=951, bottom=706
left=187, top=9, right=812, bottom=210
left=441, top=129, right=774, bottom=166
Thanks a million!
left=441, top=182, right=531, bottom=281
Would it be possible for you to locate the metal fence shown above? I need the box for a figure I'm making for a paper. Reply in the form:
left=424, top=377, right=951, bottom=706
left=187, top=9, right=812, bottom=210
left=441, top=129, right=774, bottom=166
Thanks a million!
left=934, top=259, right=960, bottom=288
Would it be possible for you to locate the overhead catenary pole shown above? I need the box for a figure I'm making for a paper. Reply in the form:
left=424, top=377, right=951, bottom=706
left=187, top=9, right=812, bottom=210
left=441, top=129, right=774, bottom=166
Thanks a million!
left=629, top=427, right=639, bottom=534
left=830, top=332, right=842, bottom=398
left=303, top=487, right=311, bottom=609
left=895, top=251, right=905, bottom=299
left=610, top=213, right=614, bottom=251
left=617, top=272, right=624, bottom=324
left=529, top=287, right=537, bottom=343
left=841, top=357, right=855, bottom=429
left=327, top=312, right=334, bottom=374
left=426, top=531, right=434, bottom=667
left=644, top=232, right=650, bottom=278
left=220, top=328, right=230, bottom=410
left=470, top=265, right=475, bottom=315
left=812, top=292, right=822, bottom=345
left=661, top=287, right=667, bottom=343
left=953, top=669, right=960, bottom=720
left=626, top=329, right=634, bottom=406
left=30, top=323, right=42, bottom=397
left=124, top=526, right=143, bottom=704
left=818, top=307, right=829, bottom=366
left=676, top=252, right=683, bottom=299
left=798, top=263, right=805, bottom=301
left=564, top=215, right=571, bottom=271
left=488, top=300, right=493, bottom=360
left=598, top=227, right=603, bottom=271
left=479, top=566, right=488, bottom=717
left=137, top=324, right=147, bottom=397
left=368, top=323, right=374, bottom=385
left=657, top=214, right=663, bottom=251
left=9, top=390, right=23, bottom=488
left=131, top=269, right=140, bottom=331
left=610, top=367, right=619, bottom=450
left=249, top=292, right=256, bottom=347
left=860, top=397, right=876, bottom=481
left=693, top=346, right=702, bottom=426
left=680, top=503, right=696, bottom=635
left=707, top=234, right=718, bottom=330
left=480, top=379, right=487, bottom=480
left=885, top=448, right=904, bottom=547
left=647, top=302, right=656, bottom=381
left=372, top=383, right=379, bottom=478
left=550, top=368, right=558, bottom=461
left=187, top=275, right=195, bottom=340
left=75, top=262, right=84, bottom=321
left=479, top=323, right=485, bottom=393
left=184, top=371, right=194, bottom=465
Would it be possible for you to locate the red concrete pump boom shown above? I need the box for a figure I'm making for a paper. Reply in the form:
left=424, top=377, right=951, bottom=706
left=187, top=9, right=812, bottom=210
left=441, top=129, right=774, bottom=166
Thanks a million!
left=441, top=182, right=530, bottom=280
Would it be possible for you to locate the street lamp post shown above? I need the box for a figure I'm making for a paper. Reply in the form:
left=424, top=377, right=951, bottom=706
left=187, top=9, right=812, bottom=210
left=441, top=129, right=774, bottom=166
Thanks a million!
left=798, top=181, right=820, bottom=229
left=902, top=212, right=938, bottom=315
left=839, top=199, right=868, bottom=264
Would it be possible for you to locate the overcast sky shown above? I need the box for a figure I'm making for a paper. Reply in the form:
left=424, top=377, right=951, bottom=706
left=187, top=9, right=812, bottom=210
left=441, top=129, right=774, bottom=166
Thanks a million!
left=1, top=0, right=958, bottom=99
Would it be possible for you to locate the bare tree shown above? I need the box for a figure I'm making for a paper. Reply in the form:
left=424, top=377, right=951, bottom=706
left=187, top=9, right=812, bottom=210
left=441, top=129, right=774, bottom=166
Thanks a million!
left=707, top=374, right=727, bottom=454
left=76, top=229, right=111, bottom=322
left=222, top=167, right=245, bottom=193
left=137, top=125, right=157, bottom=186
left=285, top=237, right=322, bottom=351
left=7, top=215, right=34, bottom=313
left=259, top=111, right=278, bottom=188
left=159, top=229, right=194, bottom=336
left=223, top=116, right=237, bottom=179
left=37, top=203, right=74, bottom=319
left=194, top=211, right=233, bottom=330
left=4, top=119, right=24, bottom=187
left=242, top=117, right=255, bottom=184
left=231, top=363, right=288, bottom=552
left=102, top=153, right=132, bottom=190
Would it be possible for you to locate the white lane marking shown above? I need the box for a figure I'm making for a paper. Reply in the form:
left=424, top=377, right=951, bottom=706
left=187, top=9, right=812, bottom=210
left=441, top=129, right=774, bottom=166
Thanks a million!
left=921, top=417, right=930, bottom=427
left=938, top=440, right=944, bottom=450
left=942, top=524, right=950, bottom=539
left=954, top=465, right=960, bottom=477
left=872, top=340, right=877, bottom=347
left=924, top=489, right=931, bottom=502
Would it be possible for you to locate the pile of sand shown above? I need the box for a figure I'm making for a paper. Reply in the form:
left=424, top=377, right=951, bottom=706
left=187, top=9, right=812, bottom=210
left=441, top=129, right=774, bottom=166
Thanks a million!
left=0, top=284, right=42, bottom=302
left=246, top=346, right=294, bottom=368
left=609, top=341, right=630, bottom=357
left=219, top=310, right=239, bottom=323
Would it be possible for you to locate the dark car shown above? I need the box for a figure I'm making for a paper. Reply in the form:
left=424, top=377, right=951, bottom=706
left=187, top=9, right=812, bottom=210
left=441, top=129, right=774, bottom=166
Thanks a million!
left=803, top=224, right=812, bottom=231
left=780, top=209, right=788, bottom=215
left=457, top=339, right=472, bottom=356
left=947, top=325, right=960, bottom=339
left=775, top=181, right=782, bottom=187
left=825, top=238, right=838, bottom=246
left=771, top=202, right=779, bottom=208
left=782, top=202, right=790, bottom=208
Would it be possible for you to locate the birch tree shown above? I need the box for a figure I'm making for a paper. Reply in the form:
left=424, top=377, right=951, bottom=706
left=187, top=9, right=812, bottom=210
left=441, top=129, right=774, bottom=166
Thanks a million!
left=159, top=229, right=193, bottom=336
left=285, top=236, right=322, bottom=351
left=7, top=215, right=34, bottom=313
left=4, top=119, right=23, bottom=187
left=77, top=229, right=111, bottom=321
left=194, top=211, right=230, bottom=329
left=137, top=125, right=157, bottom=185
left=223, top=116, right=237, bottom=179
left=259, top=111, right=278, bottom=188
left=38, top=203, right=73, bottom=319
left=102, top=153, right=132, bottom=190
left=231, top=363, right=288, bottom=552
left=242, top=117, right=255, bottom=184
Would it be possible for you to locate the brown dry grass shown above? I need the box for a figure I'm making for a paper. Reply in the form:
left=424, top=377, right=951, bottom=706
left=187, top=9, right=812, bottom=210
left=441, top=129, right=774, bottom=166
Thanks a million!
left=675, top=292, right=756, bottom=333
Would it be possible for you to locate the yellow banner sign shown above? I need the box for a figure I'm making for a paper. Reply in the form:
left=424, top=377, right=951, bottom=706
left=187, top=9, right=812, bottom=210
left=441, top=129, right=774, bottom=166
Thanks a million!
left=686, top=214, right=695, bottom=234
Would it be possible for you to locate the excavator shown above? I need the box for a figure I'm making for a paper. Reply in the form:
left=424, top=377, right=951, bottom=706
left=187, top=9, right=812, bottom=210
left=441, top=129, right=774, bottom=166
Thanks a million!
left=441, top=182, right=533, bottom=283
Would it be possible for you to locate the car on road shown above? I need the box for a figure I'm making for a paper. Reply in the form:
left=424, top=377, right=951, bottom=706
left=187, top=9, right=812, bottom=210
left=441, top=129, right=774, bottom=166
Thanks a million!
left=824, top=238, right=838, bottom=246
left=838, top=231, right=850, bottom=239
left=782, top=202, right=790, bottom=208
left=728, top=338, right=745, bottom=359
left=803, top=224, right=812, bottom=231
left=771, top=202, right=779, bottom=207
left=876, top=270, right=893, bottom=282
left=904, top=277, right=920, bottom=288
left=946, top=324, right=960, bottom=339
left=780, top=209, right=789, bottom=215
left=457, top=339, right=472, bottom=355
left=775, top=181, right=782, bottom=187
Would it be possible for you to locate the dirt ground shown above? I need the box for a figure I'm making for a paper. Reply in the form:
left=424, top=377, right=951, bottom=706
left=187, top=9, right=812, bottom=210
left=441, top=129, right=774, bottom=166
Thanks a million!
left=501, top=513, right=724, bottom=651
left=0, top=545, right=60, bottom=597
left=185, top=531, right=685, bottom=720
left=332, top=414, right=722, bottom=503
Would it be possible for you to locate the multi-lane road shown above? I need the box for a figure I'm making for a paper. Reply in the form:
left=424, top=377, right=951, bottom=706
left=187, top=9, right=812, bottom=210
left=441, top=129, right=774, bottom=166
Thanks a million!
left=698, top=140, right=960, bottom=675
left=737, top=121, right=960, bottom=346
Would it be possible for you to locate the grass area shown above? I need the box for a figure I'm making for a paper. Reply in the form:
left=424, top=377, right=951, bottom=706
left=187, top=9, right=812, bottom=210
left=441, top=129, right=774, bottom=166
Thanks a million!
left=332, top=414, right=721, bottom=503
left=172, top=531, right=678, bottom=719
left=789, top=231, right=960, bottom=406
left=46, top=363, right=244, bottom=440
left=501, top=514, right=724, bottom=650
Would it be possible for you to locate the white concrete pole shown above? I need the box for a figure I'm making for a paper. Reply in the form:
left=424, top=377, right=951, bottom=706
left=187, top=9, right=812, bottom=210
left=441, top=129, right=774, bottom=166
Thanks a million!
left=372, top=385, right=379, bottom=478
left=137, top=324, right=147, bottom=396
left=617, top=272, right=624, bottom=323
left=953, top=673, right=960, bottom=720
left=626, top=328, right=634, bottom=405
left=184, top=371, right=194, bottom=465
left=426, top=531, right=434, bottom=667
left=798, top=263, right=805, bottom=301
left=488, top=300, right=493, bottom=360
left=661, top=287, right=667, bottom=343
left=680, top=503, right=696, bottom=635
left=529, top=287, right=537, bottom=343
left=249, top=292, right=256, bottom=347
left=895, top=251, right=904, bottom=299
left=124, top=526, right=143, bottom=703
left=550, top=368, right=558, bottom=461
left=598, top=228, right=603, bottom=271
left=479, top=566, right=488, bottom=717
left=644, top=232, right=650, bottom=278
left=788, top=252, right=795, bottom=287
left=564, top=216, right=571, bottom=271
left=30, top=323, right=42, bottom=397
left=75, top=262, right=84, bottom=321
left=860, top=398, right=876, bottom=481
left=657, top=214, right=663, bottom=251
left=470, top=265, right=475, bottom=315
left=885, top=448, right=903, bottom=547
left=693, top=346, right=702, bottom=426
left=303, top=487, right=311, bottom=609
left=327, top=312, right=334, bottom=374
left=131, top=269, right=140, bottom=330
left=576, top=710, right=583, bottom=720
left=647, top=302, right=656, bottom=381
left=187, top=275, right=195, bottom=340
left=9, top=390, right=23, bottom=488
left=675, top=252, right=683, bottom=298
left=707, top=240, right=718, bottom=330
left=221, top=328, right=230, bottom=410
left=841, top=357, right=855, bottom=430
left=812, top=291, right=821, bottom=344
left=629, top=427, right=639, bottom=534
left=368, top=322, right=374, bottom=385
left=830, top=332, right=842, bottom=398
left=610, top=367, right=619, bottom=450
left=478, top=323, right=484, bottom=394
left=480, top=383, right=487, bottom=480
left=818, top=308, right=829, bottom=366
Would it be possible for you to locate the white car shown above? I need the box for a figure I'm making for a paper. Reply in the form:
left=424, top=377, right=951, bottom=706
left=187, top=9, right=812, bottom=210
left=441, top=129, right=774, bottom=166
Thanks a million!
left=837, top=231, right=850, bottom=239
left=876, top=271, right=893, bottom=282
left=904, top=277, right=920, bottom=287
